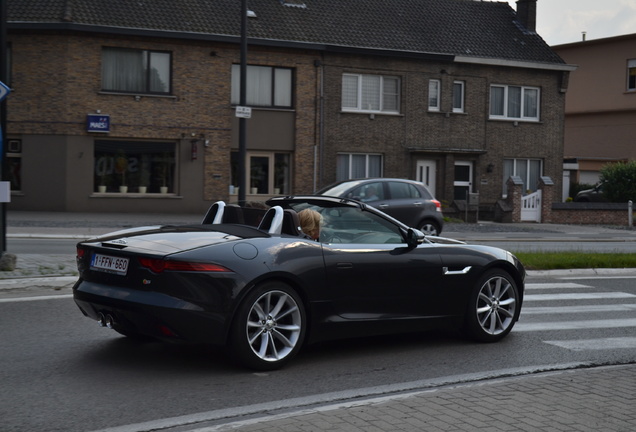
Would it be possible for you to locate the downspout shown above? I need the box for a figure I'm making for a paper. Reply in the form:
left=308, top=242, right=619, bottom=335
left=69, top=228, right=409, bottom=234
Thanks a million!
left=314, top=57, right=325, bottom=192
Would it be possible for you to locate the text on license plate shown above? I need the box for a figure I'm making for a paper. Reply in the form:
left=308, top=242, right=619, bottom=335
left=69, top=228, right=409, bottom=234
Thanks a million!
left=91, top=254, right=130, bottom=275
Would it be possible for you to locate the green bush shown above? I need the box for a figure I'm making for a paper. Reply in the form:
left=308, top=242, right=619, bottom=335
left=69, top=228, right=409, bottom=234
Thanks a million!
left=600, top=161, right=636, bottom=202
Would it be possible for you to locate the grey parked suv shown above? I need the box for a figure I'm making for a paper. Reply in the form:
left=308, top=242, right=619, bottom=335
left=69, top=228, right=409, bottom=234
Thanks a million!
left=317, top=178, right=444, bottom=235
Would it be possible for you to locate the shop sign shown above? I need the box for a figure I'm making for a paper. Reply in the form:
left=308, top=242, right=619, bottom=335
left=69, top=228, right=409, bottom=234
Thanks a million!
left=87, top=114, right=110, bottom=133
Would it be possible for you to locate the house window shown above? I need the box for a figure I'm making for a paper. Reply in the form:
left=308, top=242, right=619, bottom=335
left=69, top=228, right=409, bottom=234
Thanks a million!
left=453, top=81, right=465, bottom=113
left=231, top=65, right=293, bottom=108
left=342, top=74, right=400, bottom=113
left=231, top=151, right=291, bottom=194
left=101, top=47, right=171, bottom=94
left=336, top=153, right=383, bottom=181
left=428, top=80, right=440, bottom=111
left=7, top=139, right=21, bottom=192
left=627, top=59, right=636, bottom=91
left=502, top=158, right=542, bottom=196
left=490, top=85, right=540, bottom=121
left=94, top=141, right=176, bottom=193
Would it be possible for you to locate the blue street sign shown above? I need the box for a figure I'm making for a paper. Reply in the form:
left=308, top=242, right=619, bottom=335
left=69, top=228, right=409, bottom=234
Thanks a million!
left=0, top=81, right=10, bottom=102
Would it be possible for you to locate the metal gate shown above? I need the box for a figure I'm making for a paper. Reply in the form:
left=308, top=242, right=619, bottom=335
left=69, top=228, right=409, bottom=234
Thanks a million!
left=521, top=190, right=542, bottom=222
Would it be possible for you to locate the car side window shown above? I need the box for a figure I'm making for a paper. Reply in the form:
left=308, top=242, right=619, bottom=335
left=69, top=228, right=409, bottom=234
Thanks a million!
left=388, top=182, right=420, bottom=199
left=351, top=182, right=384, bottom=202
left=320, top=206, right=404, bottom=244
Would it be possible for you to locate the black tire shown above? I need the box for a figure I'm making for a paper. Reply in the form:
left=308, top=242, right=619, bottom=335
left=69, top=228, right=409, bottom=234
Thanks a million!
left=229, top=282, right=306, bottom=370
left=418, top=220, right=440, bottom=236
left=463, top=268, right=520, bottom=342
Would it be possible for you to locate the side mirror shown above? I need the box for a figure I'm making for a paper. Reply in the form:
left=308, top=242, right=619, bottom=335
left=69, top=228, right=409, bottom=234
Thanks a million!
left=406, top=228, right=425, bottom=248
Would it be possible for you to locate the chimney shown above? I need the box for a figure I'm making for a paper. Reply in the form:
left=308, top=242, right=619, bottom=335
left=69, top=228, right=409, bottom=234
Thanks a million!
left=516, top=0, right=537, bottom=32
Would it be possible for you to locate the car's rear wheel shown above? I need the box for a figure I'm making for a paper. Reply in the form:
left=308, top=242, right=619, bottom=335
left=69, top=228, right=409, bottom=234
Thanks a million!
left=229, top=282, right=306, bottom=370
left=418, top=220, right=440, bottom=236
left=463, top=269, right=520, bottom=342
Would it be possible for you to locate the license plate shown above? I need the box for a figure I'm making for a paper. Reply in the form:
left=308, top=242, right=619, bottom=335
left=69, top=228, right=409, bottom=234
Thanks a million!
left=91, top=253, right=130, bottom=275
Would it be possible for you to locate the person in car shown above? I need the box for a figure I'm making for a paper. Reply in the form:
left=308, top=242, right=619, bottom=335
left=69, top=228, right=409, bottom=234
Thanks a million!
left=362, top=186, right=379, bottom=202
left=298, top=208, right=321, bottom=240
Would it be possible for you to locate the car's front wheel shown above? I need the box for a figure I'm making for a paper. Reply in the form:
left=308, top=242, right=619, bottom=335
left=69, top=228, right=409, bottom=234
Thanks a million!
left=229, top=282, right=306, bottom=370
left=463, top=269, right=520, bottom=342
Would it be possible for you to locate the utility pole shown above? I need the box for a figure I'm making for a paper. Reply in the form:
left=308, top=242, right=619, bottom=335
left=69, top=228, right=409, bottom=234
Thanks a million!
left=237, top=0, right=248, bottom=204
left=0, top=0, right=8, bottom=254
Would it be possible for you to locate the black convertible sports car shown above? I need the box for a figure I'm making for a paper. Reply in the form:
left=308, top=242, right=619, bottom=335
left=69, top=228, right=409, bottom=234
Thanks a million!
left=74, top=196, right=525, bottom=370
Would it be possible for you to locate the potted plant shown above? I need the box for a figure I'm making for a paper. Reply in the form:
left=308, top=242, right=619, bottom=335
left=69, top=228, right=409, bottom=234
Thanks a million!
left=115, top=150, right=128, bottom=193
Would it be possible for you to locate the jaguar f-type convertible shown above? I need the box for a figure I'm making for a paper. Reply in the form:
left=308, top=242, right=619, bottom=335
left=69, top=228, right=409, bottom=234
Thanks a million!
left=73, top=196, right=525, bottom=370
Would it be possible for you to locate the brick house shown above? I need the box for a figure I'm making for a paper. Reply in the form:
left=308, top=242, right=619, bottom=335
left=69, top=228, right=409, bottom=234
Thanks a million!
left=5, top=0, right=572, bottom=217
left=553, top=33, right=636, bottom=198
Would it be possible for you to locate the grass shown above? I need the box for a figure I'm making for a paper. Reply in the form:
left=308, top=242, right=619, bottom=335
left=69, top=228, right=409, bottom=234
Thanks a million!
left=513, top=251, right=636, bottom=271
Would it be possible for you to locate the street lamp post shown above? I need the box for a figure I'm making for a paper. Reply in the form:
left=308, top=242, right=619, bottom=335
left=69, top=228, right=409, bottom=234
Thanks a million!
left=237, top=0, right=248, bottom=204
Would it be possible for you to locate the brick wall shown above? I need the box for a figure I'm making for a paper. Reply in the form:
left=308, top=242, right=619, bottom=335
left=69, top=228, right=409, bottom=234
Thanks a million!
left=551, top=203, right=634, bottom=226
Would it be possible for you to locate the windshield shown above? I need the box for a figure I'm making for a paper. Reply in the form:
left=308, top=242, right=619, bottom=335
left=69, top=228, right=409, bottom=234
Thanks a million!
left=318, top=180, right=364, bottom=197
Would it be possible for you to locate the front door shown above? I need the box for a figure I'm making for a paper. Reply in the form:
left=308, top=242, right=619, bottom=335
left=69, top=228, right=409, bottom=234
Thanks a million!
left=417, top=160, right=437, bottom=196
left=454, top=161, right=473, bottom=200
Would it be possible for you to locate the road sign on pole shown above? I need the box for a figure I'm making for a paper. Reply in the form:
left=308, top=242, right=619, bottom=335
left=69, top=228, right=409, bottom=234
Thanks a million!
left=0, top=80, right=10, bottom=102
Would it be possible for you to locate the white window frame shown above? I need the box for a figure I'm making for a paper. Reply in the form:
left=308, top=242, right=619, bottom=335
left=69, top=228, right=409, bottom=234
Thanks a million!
left=489, top=84, right=540, bottom=121
left=336, top=153, right=383, bottom=181
left=627, top=59, right=636, bottom=91
left=502, top=158, right=543, bottom=197
left=452, top=81, right=465, bottom=113
left=342, top=74, right=400, bottom=114
left=428, top=79, right=440, bottom=111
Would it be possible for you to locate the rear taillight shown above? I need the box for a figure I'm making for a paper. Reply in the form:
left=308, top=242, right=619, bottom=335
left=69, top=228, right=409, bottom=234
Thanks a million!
left=432, top=199, right=442, bottom=212
left=138, top=257, right=231, bottom=274
left=77, top=247, right=86, bottom=259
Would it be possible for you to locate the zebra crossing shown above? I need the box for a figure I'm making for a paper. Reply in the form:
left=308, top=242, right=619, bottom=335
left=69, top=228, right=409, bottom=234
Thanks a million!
left=516, top=280, right=636, bottom=350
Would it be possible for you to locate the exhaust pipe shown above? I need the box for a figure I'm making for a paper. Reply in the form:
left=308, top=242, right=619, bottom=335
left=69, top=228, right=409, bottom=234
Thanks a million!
left=97, top=312, right=115, bottom=329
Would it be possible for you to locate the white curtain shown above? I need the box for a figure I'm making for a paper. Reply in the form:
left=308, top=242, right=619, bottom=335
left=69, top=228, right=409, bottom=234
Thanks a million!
left=102, top=48, right=146, bottom=92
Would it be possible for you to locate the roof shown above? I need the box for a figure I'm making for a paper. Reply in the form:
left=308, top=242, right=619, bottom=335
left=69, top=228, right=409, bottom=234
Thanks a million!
left=7, top=0, right=566, bottom=66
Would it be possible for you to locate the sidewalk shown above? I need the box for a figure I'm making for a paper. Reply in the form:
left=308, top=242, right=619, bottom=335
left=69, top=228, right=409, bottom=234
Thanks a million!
left=194, top=363, right=636, bottom=432
left=3, top=211, right=636, bottom=431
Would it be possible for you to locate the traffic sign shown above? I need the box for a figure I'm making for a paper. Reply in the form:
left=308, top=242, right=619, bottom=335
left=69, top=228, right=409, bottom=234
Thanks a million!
left=0, top=81, right=10, bottom=102
left=235, top=106, right=252, bottom=118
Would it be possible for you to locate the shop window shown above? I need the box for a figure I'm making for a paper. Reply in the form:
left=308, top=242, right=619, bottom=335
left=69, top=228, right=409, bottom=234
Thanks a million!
left=94, top=141, right=176, bottom=193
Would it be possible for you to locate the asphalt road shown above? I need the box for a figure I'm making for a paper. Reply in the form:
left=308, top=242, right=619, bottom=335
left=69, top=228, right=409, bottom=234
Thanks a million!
left=7, top=236, right=635, bottom=256
left=1, top=272, right=635, bottom=432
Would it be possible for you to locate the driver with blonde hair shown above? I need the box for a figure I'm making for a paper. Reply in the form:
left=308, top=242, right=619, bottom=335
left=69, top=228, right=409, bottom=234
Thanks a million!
left=298, top=208, right=321, bottom=241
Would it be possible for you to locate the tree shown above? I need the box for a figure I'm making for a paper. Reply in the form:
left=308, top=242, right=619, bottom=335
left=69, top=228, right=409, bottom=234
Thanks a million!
left=600, top=161, right=636, bottom=202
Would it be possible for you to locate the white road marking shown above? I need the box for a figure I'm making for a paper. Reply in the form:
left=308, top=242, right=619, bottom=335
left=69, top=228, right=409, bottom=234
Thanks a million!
left=0, top=294, right=73, bottom=303
left=525, top=292, right=636, bottom=301
left=545, top=337, right=636, bottom=351
left=515, top=318, right=636, bottom=332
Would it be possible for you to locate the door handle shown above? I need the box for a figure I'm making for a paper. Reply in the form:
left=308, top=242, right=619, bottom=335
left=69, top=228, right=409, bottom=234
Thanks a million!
left=336, top=263, right=353, bottom=269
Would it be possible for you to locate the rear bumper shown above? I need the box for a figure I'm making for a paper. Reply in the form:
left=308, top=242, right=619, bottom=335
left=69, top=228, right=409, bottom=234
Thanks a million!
left=73, top=280, right=228, bottom=345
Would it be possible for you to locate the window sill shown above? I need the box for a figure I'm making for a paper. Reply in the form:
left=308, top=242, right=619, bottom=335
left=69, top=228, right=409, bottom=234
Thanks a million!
left=488, top=118, right=541, bottom=124
left=90, top=192, right=182, bottom=198
left=98, top=91, right=177, bottom=100
left=340, top=110, right=403, bottom=117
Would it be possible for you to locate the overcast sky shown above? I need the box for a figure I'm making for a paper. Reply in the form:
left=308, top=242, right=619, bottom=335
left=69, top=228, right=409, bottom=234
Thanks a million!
left=502, top=0, right=636, bottom=46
